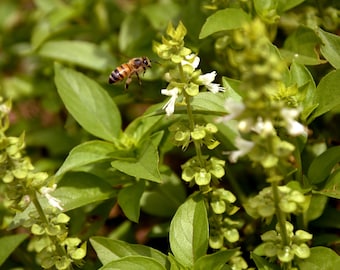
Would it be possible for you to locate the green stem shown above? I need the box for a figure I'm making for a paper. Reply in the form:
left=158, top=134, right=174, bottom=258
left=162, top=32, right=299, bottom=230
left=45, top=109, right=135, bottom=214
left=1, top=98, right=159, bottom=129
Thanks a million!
left=271, top=182, right=289, bottom=246
left=178, top=64, right=205, bottom=168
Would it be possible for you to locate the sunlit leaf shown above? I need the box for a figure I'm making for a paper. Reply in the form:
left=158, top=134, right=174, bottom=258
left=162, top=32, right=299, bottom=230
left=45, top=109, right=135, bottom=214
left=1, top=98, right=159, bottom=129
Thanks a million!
left=199, top=8, right=250, bottom=39
left=39, top=40, right=114, bottom=71
left=54, top=64, right=122, bottom=141
left=169, top=193, right=208, bottom=267
left=90, top=237, right=169, bottom=268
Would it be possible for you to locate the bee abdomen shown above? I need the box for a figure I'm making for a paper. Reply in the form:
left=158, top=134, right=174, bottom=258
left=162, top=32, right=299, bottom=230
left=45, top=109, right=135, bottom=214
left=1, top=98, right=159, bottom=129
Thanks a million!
left=108, top=64, right=130, bottom=84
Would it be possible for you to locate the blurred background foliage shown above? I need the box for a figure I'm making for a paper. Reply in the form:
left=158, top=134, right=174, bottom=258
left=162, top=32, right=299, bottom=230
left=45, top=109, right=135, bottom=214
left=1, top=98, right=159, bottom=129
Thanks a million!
left=1, top=0, right=340, bottom=268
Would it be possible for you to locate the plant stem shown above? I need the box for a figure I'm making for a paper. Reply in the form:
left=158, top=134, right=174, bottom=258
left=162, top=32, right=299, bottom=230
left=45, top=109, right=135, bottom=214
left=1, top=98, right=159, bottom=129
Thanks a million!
left=271, top=182, right=289, bottom=246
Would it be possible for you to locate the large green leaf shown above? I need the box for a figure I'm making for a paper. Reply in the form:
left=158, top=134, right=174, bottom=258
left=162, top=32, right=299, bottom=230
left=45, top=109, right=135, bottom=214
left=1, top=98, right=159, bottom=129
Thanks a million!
left=53, top=172, right=117, bottom=211
left=111, top=139, right=161, bottom=183
left=317, top=28, right=340, bottom=69
left=297, top=247, right=340, bottom=270
left=0, top=234, right=28, bottom=266
left=308, top=146, right=340, bottom=184
left=90, top=237, right=169, bottom=269
left=199, top=8, right=250, bottom=39
left=56, top=140, right=118, bottom=176
left=282, top=26, right=324, bottom=65
left=310, top=69, right=340, bottom=120
left=39, top=40, right=115, bottom=71
left=118, top=180, right=145, bottom=223
left=169, top=193, right=208, bottom=267
left=194, top=249, right=238, bottom=270
left=54, top=64, right=122, bottom=141
left=100, top=256, right=166, bottom=270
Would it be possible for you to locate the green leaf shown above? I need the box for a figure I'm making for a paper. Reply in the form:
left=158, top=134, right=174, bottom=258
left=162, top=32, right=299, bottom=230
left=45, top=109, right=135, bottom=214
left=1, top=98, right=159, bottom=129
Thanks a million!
left=305, top=194, right=328, bottom=222
left=31, top=6, right=78, bottom=50
left=289, top=61, right=318, bottom=122
left=315, top=169, right=340, bottom=199
left=194, top=249, right=238, bottom=270
left=141, top=2, right=180, bottom=30
left=53, top=172, right=117, bottom=211
left=0, top=234, right=28, bottom=266
left=254, top=0, right=280, bottom=23
left=317, top=28, right=340, bottom=69
left=118, top=180, right=145, bottom=223
left=38, top=40, right=115, bottom=71
left=169, top=193, right=209, bottom=267
left=297, top=247, right=340, bottom=270
left=141, top=169, right=186, bottom=217
left=282, top=26, right=324, bottom=65
left=56, top=140, right=118, bottom=176
left=90, top=237, right=169, bottom=269
left=199, top=8, right=251, bottom=39
left=277, top=0, right=306, bottom=12
left=100, top=256, right=166, bottom=270
left=308, top=146, right=340, bottom=184
left=191, top=92, right=228, bottom=115
left=111, top=139, right=161, bottom=183
left=118, top=12, right=153, bottom=54
left=54, top=64, right=122, bottom=141
left=311, top=69, right=340, bottom=120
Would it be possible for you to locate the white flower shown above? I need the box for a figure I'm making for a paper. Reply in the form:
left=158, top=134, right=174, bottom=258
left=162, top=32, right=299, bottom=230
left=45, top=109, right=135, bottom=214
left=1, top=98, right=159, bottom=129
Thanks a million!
left=228, top=137, right=254, bottom=163
left=198, top=71, right=225, bottom=93
left=216, top=98, right=245, bottom=123
left=281, top=108, right=306, bottom=136
left=161, top=87, right=179, bottom=116
left=40, top=184, right=64, bottom=211
left=252, top=117, right=275, bottom=136
left=181, top=54, right=200, bottom=68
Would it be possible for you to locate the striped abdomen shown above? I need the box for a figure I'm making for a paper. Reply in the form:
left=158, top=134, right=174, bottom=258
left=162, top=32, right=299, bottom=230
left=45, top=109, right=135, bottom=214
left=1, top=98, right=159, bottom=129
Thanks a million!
left=108, top=64, right=132, bottom=84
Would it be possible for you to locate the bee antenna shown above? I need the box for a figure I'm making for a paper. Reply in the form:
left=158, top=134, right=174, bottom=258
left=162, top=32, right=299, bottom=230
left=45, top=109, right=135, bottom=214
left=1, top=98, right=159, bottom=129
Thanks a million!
left=151, top=59, right=161, bottom=65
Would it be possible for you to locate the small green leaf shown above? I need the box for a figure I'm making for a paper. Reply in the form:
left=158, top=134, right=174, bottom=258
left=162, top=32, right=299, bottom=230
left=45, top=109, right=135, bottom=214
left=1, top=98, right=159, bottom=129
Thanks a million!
left=199, top=8, right=251, bottom=39
left=118, top=180, right=145, bottom=223
left=311, top=69, right=340, bottom=120
left=53, top=172, right=117, bottom=211
left=277, top=0, right=306, bottom=12
left=39, top=40, right=115, bottom=71
left=0, top=234, right=28, bottom=266
left=317, top=28, right=340, bottom=69
left=289, top=61, right=318, bottom=122
left=305, top=194, right=328, bottom=222
left=99, top=256, right=166, bottom=270
left=56, top=140, right=118, bottom=176
left=297, top=247, right=340, bottom=270
left=54, top=64, right=122, bottom=141
left=308, top=146, right=340, bottom=184
left=111, top=139, right=161, bottom=183
left=90, top=237, right=169, bottom=268
left=169, top=193, right=208, bottom=267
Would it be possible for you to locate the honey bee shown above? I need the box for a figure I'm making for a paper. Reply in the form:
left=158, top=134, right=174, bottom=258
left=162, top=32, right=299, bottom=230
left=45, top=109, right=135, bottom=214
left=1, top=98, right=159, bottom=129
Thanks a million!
left=108, top=56, right=152, bottom=89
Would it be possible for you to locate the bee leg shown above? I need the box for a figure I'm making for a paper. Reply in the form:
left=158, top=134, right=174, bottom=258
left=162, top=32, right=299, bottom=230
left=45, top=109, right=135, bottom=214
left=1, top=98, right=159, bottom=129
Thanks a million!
left=125, top=77, right=132, bottom=90
left=135, top=72, right=142, bottom=85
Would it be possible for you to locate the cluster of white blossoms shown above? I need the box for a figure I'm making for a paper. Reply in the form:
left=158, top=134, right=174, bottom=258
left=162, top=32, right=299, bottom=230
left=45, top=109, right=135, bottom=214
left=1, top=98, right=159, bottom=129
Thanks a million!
left=161, top=54, right=225, bottom=116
